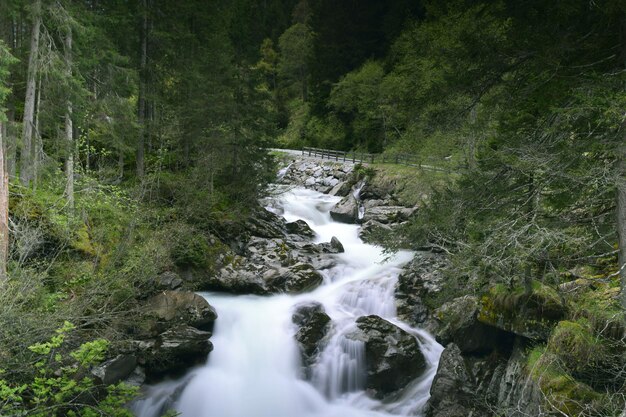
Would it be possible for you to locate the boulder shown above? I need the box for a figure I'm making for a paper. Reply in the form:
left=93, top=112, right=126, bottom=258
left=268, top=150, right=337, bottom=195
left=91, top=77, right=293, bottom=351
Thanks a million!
left=477, top=282, right=567, bottom=340
left=209, top=263, right=268, bottom=295
left=330, top=194, right=359, bottom=223
left=301, top=236, right=344, bottom=254
left=152, top=271, right=183, bottom=291
left=91, top=354, right=138, bottom=386
left=143, top=290, right=217, bottom=334
left=358, top=220, right=392, bottom=243
left=329, top=181, right=352, bottom=197
left=267, top=262, right=324, bottom=293
left=292, top=302, right=332, bottom=374
left=361, top=206, right=416, bottom=224
left=435, top=295, right=513, bottom=354
left=246, top=208, right=287, bottom=238
left=348, top=315, right=426, bottom=399
left=330, top=236, right=344, bottom=253
left=427, top=344, right=484, bottom=417
left=395, top=252, right=449, bottom=329
left=286, top=220, right=316, bottom=238
left=138, top=325, right=213, bottom=379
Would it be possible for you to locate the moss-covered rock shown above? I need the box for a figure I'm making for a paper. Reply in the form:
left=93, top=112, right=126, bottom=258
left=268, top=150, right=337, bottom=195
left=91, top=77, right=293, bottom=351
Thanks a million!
left=435, top=295, right=514, bottom=354
left=526, top=347, right=601, bottom=416
left=547, top=320, right=602, bottom=378
left=478, top=282, right=567, bottom=340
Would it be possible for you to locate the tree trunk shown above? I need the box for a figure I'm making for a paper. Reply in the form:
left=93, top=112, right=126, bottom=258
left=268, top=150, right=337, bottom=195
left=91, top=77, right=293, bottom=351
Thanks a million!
left=136, top=0, right=148, bottom=178
left=618, top=17, right=626, bottom=309
left=64, top=26, right=74, bottom=213
left=6, top=109, right=15, bottom=179
left=20, top=0, right=41, bottom=187
left=0, top=121, right=8, bottom=282
left=32, top=73, right=42, bottom=189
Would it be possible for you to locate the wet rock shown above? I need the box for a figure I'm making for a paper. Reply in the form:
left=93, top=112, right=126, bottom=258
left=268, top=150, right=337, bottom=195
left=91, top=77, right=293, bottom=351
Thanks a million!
left=92, top=354, right=137, bottom=386
left=330, top=236, right=344, bottom=253
left=358, top=220, right=392, bottom=243
left=330, top=194, right=359, bottom=223
left=348, top=315, right=426, bottom=399
left=138, top=325, right=213, bottom=380
left=435, top=295, right=514, bottom=354
left=427, top=344, right=485, bottom=417
left=286, top=220, right=316, bottom=238
left=329, top=180, right=352, bottom=197
left=267, top=262, right=324, bottom=293
left=292, top=302, right=332, bottom=374
left=302, top=236, right=344, bottom=254
left=395, top=252, right=449, bottom=329
left=246, top=208, right=287, bottom=239
left=209, top=264, right=269, bottom=295
left=143, top=290, right=217, bottom=334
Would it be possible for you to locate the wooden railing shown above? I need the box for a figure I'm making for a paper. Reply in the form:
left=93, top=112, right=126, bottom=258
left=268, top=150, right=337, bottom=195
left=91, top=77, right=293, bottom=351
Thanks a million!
left=300, top=147, right=452, bottom=173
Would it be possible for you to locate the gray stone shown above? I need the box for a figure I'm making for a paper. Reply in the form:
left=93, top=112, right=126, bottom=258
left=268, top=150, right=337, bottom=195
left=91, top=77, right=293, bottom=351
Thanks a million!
left=138, top=325, right=213, bottom=379
left=435, top=296, right=513, bottom=354
left=92, top=355, right=137, bottom=386
left=286, top=220, right=316, bottom=238
left=427, top=344, right=485, bottom=417
left=154, top=271, right=183, bottom=290
left=267, top=262, right=324, bottom=293
left=348, top=315, right=426, bottom=399
left=330, top=194, right=359, bottom=223
left=292, top=302, right=332, bottom=375
left=143, top=291, right=217, bottom=333
left=361, top=206, right=416, bottom=224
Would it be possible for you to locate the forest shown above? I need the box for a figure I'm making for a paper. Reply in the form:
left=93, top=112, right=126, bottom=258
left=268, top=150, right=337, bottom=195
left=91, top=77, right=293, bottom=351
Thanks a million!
left=0, top=0, right=625, bottom=416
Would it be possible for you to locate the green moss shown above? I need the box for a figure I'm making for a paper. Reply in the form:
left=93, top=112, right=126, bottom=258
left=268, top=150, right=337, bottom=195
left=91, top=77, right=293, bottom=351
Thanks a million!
left=478, top=281, right=566, bottom=340
left=571, top=283, right=624, bottom=340
left=547, top=320, right=602, bottom=376
left=526, top=346, right=601, bottom=416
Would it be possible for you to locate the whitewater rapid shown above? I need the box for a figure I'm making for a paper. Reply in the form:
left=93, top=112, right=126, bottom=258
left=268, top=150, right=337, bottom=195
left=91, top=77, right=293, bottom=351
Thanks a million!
left=133, top=187, right=443, bottom=417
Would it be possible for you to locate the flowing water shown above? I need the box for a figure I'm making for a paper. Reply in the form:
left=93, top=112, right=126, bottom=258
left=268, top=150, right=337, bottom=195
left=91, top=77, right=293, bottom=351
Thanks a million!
left=133, top=187, right=443, bottom=417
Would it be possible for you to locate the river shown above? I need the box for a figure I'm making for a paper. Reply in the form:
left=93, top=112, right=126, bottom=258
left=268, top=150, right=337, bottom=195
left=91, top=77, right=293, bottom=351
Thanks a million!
left=133, top=187, right=442, bottom=417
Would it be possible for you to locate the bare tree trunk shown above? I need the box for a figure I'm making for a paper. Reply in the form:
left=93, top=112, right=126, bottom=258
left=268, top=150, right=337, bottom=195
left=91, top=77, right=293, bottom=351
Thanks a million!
left=64, top=26, right=74, bottom=212
left=618, top=17, right=626, bottom=309
left=20, top=0, right=41, bottom=187
left=136, top=0, right=148, bottom=178
left=6, top=108, right=15, bottom=179
left=32, top=73, right=42, bottom=189
left=0, top=121, right=8, bottom=282
left=118, top=151, right=124, bottom=179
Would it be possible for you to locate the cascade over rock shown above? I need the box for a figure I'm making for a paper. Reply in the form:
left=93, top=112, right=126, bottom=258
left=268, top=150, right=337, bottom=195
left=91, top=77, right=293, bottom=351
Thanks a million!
left=136, top=325, right=213, bottom=380
left=348, top=315, right=427, bottom=399
left=292, top=302, right=332, bottom=375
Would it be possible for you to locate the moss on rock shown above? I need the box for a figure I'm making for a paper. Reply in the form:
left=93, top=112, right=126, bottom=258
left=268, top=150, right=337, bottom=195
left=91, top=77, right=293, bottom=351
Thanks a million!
left=526, top=347, right=601, bottom=417
left=478, top=281, right=567, bottom=340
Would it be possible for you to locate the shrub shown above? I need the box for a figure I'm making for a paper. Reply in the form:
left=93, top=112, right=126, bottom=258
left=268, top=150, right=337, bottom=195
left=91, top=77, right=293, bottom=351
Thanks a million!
left=0, top=322, right=137, bottom=417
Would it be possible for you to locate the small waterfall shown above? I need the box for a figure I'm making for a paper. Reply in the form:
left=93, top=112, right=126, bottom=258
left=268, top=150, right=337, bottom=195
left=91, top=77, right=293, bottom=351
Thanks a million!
left=353, top=180, right=366, bottom=221
left=133, top=187, right=442, bottom=417
left=277, top=162, right=293, bottom=180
